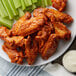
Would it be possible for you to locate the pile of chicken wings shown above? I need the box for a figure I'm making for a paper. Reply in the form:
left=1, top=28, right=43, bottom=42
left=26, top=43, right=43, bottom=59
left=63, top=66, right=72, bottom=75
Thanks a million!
left=0, top=4, right=73, bottom=65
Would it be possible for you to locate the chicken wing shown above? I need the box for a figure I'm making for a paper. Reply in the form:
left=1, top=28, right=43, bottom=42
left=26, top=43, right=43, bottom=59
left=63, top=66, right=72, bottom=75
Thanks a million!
left=33, top=8, right=73, bottom=24
left=2, top=44, right=24, bottom=64
left=52, top=0, right=67, bottom=11
left=52, top=22, right=71, bottom=40
left=12, top=16, right=45, bottom=36
left=0, top=26, right=11, bottom=39
left=25, top=36, right=38, bottom=65
left=35, top=22, right=54, bottom=52
left=40, top=34, right=59, bottom=60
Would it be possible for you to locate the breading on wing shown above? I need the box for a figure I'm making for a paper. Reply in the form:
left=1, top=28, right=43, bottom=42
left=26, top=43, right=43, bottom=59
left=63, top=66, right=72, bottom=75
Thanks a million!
left=33, top=8, right=73, bottom=24
left=12, top=16, right=45, bottom=36
left=2, top=44, right=24, bottom=64
left=25, top=36, right=38, bottom=65
left=52, top=0, right=67, bottom=11
left=40, top=34, right=59, bottom=60
left=52, top=22, right=71, bottom=40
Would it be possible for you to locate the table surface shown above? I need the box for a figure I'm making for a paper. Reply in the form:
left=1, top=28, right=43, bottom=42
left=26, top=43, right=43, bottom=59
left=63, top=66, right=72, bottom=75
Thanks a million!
left=53, top=37, right=76, bottom=65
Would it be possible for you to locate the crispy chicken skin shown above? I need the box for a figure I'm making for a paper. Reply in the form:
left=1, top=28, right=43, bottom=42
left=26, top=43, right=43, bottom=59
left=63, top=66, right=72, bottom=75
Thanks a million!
left=35, top=23, right=54, bottom=50
left=52, top=0, right=67, bottom=11
left=2, top=44, right=24, bottom=64
left=11, top=12, right=31, bottom=36
left=12, top=16, right=45, bottom=36
left=52, top=22, right=71, bottom=40
left=0, top=26, right=25, bottom=48
left=40, top=34, right=59, bottom=60
left=0, top=26, right=11, bottom=39
left=25, top=36, right=38, bottom=65
left=33, top=8, right=73, bottom=24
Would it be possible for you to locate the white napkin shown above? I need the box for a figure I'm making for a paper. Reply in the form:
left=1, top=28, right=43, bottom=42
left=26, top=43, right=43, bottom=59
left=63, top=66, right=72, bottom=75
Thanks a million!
left=43, top=63, right=75, bottom=76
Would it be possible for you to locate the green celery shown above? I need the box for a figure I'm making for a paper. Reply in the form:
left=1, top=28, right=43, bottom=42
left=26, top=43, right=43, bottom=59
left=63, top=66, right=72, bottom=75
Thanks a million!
left=0, top=1, right=8, bottom=18
left=41, top=0, right=45, bottom=7
left=13, top=0, right=21, bottom=9
left=32, top=0, right=37, bottom=3
left=47, top=0, right=52, bottom=6
left=0, top=17, right=13, bottom=29
left=24, top=0, right=32, bottom=7
left=2, top=0, right=14, bottom=19
left=36, top=0, right=42, bottom=7
left=32, top=4, right=36, bottom=10
left=18, top=8, right=24, bottom=17
left=21, top=0, right=26, bottom=10
left=8, top=0, right=18, bottom=16
left=44, top=0, right=48, bottom=6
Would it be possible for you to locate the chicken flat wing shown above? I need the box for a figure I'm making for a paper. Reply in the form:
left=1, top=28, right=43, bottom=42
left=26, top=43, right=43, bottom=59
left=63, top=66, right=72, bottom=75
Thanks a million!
left=25, top=36, right=38, bottom=65
left=2, top=44, right=24, bottom=64
left=46, top=9, right=73, bottom=24
left=33, top=8, right=73, bottom=24
left=40, top=34, right=59, bottom=60
left=35, top=23, right=54, bottom=52
left=12, top=16, right=45, bottom=36
left=52, top=22, right=71, bottom=40
left=52, top=0, right=67, bottom=11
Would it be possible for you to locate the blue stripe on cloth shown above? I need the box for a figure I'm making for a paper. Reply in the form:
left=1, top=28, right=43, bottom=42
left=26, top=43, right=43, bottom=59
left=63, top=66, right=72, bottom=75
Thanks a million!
left=7, top=65, right=17, bottom=76
left=7, top=65, right=19, bottom=76
left=12, top=66, right=22, bottom=76
left=29, top=66, right=41, bottom=76
left=34, top=65, right=47, bottom=76
left=16, top=66, right=26, bottom=76
left=28, top=66, right=37, bottom=76
left=7, top=64, right=46, bottom=76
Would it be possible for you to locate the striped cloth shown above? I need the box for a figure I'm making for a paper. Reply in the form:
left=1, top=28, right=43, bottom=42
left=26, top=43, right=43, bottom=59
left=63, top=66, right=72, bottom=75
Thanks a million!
left=0, top=57, right=75, bottom=76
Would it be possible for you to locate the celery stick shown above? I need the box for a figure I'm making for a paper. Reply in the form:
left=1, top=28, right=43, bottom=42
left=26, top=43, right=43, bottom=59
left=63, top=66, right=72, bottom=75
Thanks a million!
left=0, top=1, right=8, bottom=18
left=32, top=4, right=36, bottom=10
left=8, top=0, right=18, bottom=16
left=36, top=0, right=42, bottom=7
left=21, top=0, right=26, bottom=10
left=18, top=8, right=24, bottom=17
left=47, top=0, right=52, bottom=6
left=32, top=0, right=37, bottom=3
left=24, top=0, right=32, bottom=7
left=41, top=0, right=45, bottom=7
left=44, top=0, right=48, bottom=6
left=0, top=17, right=13, bottom=29
left=13, top=0, right=21, bottom=9
left=2, top=0, right=14, bottom=19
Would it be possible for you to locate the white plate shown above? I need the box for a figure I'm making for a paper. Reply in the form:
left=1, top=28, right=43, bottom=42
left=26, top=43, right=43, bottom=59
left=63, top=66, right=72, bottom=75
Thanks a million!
left=0, top=0, right=76, bottom=66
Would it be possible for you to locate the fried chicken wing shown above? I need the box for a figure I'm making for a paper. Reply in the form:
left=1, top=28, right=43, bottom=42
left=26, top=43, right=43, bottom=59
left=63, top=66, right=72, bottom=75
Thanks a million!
left=2, top=44, right=24, bottom=64
left=0, top=26, right=25, bottom=48
left=52, top=22, right=71, bottom=40
left=0, top=26, right=11, bottom=39
left=33, top=8, right=73, bottom=24
left=35, top=23, right=54, bottom=52
left=46, top=9, right=73, bottom=24
left=25, top=36, right=38, bottom=65
left=12, top=16, right=45, bottom=36
left=40, top=34, right=59, bottom=60
left=52, top=0, right=67, bottom=11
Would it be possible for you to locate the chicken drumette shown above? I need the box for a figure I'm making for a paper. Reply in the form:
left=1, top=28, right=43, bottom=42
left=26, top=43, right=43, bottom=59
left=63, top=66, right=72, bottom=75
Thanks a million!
left=52, top=0, right=67, bottom=12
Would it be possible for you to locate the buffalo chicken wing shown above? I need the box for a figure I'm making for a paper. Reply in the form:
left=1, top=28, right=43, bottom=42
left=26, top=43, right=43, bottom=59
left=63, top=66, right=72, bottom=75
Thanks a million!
left=52, top=0, right=67, bottom=11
